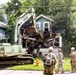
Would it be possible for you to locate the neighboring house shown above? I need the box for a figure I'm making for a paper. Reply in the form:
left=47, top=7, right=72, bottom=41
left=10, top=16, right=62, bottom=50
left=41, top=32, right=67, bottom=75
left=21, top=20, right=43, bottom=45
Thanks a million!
left=0, top=21, right=9, bottom=42
left=36, top=14, right=53, bottom=32
left=36, top=14, right=64, bottom=47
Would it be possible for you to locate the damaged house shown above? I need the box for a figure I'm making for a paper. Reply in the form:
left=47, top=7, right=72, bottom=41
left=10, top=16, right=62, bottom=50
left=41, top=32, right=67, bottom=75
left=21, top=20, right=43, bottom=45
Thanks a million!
left=36, top=14, right=65, bottom=47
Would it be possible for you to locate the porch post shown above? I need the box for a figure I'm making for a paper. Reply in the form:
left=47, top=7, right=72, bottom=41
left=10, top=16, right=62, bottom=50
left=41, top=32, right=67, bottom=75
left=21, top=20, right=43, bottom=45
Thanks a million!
left=59, top=35, right=62, bottom=47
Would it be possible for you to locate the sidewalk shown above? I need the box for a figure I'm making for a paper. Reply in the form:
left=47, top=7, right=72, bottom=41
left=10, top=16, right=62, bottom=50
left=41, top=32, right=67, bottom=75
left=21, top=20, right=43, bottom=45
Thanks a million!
left=0, top=70, right=76, bottom=75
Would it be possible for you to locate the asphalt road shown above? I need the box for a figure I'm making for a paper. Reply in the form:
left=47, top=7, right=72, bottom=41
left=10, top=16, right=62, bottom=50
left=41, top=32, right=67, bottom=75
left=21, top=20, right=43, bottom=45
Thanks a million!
left=0, top=70, right=76, bottom=75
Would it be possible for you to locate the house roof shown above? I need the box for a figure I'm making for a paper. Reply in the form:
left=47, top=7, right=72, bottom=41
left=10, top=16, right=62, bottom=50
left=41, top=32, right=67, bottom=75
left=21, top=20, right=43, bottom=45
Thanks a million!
left=36, top=14, right=53, bottom=22
left=0, top=21, right=9, bottom=29
left=55, top=29, right=65, bottom=35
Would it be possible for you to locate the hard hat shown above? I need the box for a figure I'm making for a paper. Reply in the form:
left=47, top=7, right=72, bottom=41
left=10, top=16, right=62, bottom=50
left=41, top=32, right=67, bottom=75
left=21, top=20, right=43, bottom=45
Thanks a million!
left=71, top=47, right=75, bottom=50
left=49, top=46, right=53, bottom=51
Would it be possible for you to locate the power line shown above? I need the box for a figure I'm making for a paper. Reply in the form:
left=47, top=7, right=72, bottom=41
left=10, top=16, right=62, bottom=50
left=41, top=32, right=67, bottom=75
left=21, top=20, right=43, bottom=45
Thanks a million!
left=19, top=4, right=76, bottom=7
left=0, top=4, right=76, bottom=9
left=0, top=5, right=76, bottom=12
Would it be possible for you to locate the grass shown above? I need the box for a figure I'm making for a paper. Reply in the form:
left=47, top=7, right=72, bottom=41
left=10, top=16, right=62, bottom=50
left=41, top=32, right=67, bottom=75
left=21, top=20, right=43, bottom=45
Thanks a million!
left=63, top=57, right=71, bottom=71
left=12, top=58, right=44, bottom=71
left=55, top=57, right=71, bottom=71
left=12, top=64, right=44, bottom=70
left=12, top=57, right=71, bottom=71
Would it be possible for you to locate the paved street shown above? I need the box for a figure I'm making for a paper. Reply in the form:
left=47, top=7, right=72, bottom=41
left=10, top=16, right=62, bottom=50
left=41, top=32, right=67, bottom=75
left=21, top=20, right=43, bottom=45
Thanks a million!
left=0, top=70, right=76, bottom=75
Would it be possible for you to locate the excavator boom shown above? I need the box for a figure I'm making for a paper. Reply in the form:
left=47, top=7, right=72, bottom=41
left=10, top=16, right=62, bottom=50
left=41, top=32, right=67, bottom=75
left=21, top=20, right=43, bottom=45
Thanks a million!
left=13, top=7, right=36, bottom=44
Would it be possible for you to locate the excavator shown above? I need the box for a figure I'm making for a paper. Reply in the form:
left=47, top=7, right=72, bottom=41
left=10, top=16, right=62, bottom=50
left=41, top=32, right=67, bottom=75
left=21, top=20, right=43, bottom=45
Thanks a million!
left=0, top=7, right=38, bottom=65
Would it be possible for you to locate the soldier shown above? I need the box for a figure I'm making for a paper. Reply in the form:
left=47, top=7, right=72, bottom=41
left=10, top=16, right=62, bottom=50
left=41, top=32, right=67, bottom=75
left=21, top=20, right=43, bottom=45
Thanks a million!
left=70, top=47, right=76, bottom=73
left=56, top=48, right=64, bottom=73
left=42, top=46, right=56, bottom=75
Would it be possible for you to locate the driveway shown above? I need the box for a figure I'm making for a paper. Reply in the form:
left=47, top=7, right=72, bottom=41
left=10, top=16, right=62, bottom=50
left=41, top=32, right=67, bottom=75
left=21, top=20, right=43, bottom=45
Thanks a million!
left=0, top=70, right=76, bottom=75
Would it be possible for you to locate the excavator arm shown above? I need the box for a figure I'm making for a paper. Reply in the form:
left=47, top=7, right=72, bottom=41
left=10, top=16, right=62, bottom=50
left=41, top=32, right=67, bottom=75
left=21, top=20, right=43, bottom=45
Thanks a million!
left=13, top=7, right=36, bottom=44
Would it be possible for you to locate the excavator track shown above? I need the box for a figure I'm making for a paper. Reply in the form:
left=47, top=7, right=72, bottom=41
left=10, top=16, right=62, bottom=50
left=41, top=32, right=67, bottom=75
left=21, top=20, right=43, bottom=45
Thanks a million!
left=0, top=55, right=34, bottom=65
left=17, top=55, right=34, bottom=64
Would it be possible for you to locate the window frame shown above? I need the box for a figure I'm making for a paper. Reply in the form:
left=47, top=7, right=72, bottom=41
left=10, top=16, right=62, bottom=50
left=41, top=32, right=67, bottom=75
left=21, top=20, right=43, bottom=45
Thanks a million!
left=36, top=22, right=41, bottom=30
left=43, top=22, right=50, bottom=31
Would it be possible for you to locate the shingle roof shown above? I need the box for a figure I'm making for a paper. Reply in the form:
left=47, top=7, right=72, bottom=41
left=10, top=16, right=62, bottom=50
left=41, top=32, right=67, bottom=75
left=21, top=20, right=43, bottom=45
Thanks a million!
left=36, top=14, right=53, bottom=22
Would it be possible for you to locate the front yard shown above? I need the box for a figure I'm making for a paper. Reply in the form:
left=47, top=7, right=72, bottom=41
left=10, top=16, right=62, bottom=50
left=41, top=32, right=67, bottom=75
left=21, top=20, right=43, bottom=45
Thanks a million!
left=11, top=57, right=71, bottom=72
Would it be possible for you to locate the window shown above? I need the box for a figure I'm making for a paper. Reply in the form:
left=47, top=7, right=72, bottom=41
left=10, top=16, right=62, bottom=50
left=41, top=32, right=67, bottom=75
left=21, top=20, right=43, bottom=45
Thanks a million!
left=43, top=22, right=50, bottom=31
left=36, top=22, right=41, bottom=30
left=53, top=36, right=62, bottom=47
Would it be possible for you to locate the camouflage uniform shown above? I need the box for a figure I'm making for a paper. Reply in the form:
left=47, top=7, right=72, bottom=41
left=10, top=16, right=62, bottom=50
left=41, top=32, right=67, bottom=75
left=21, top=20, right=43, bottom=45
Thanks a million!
left=44, top=65, right=54, bottom=75
left=57, top=49, right=64, bottom=73
left=43, top=53, right=56, bottom=75
left=70, top=51, right=76, bottom=72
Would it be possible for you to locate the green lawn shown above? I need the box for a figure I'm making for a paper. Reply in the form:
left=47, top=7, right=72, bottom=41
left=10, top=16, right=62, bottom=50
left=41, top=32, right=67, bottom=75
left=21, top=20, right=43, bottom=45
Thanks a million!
left=12, top=57, right=71, bottom=71
left=55, top=57, right=71, bottom=71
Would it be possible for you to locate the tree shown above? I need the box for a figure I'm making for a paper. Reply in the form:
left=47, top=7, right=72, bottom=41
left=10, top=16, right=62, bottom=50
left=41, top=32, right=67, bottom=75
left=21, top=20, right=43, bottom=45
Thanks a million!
left=35, top=0, right=50, bottom=15
left=4, top=0, right=22, bottom=31
left=0, top=10, right=5, bottom=22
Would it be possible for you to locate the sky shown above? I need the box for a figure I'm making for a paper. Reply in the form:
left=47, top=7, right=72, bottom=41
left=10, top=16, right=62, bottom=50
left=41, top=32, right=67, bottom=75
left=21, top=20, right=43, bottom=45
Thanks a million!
left=0, top=0, right=10, bottom=5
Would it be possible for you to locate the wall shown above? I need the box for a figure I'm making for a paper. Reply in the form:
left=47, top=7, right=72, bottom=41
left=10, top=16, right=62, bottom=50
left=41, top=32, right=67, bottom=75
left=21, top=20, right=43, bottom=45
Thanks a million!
left=36, top=17, right=52, bottom=31
left=0, top=28, right=5, bottom=40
